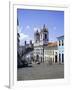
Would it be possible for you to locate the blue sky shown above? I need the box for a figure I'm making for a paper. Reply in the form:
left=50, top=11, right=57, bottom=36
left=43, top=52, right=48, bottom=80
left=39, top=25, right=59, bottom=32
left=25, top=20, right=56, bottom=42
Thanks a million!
left=17, top=9, right=64, bottom=45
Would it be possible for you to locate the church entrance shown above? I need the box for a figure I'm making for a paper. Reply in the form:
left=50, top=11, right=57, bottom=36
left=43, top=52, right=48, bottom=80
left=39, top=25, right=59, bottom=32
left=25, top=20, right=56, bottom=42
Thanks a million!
left=36, top=55, right=39, bottom=62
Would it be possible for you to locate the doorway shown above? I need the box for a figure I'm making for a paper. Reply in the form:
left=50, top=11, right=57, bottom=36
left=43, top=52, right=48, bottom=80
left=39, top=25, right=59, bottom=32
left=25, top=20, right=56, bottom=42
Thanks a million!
left=36, top=54, right=39, bottom=62
left=59, top=53, right=61, bottom=63
left=62, top=53, right=64, bottom=63
left=55, top=55, right=57, bottom=63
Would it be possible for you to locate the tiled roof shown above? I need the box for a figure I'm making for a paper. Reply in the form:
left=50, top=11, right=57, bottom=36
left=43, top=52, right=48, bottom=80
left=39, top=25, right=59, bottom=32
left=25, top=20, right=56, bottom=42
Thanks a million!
left=48, top=42, right=57, bottom=47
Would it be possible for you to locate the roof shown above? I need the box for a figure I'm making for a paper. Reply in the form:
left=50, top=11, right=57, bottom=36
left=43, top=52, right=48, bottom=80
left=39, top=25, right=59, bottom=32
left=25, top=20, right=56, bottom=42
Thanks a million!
left=48, top=42, right=57, bottom=47
left=57, top=35, right=64, bottom=39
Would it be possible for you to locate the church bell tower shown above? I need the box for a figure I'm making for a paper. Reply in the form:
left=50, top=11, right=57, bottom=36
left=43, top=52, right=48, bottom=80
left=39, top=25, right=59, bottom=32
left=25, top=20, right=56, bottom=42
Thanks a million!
left=40, top=24, right=49, bottom=45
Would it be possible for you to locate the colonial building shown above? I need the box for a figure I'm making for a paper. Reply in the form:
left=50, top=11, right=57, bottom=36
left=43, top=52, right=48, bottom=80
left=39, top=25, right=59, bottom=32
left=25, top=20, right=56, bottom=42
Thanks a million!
left=53, top=35, right=64, bottom=64
left=57, top=35, right=64, bottom=63
left=44, top=42, right=57, bottom=63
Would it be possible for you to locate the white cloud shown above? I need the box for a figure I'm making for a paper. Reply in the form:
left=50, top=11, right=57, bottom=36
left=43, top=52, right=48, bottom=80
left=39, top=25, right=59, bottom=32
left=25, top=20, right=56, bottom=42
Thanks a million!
left=26, top=37, right=34, bottom=43
left=20, top=33, right=29, bottom=41
left=19, top=33, right=29, bottom=45
left=19, top=32, right=34, bottom=45
left=18, top=25, right=34, bottom=45
left=25, top=25, right=30, bottom=30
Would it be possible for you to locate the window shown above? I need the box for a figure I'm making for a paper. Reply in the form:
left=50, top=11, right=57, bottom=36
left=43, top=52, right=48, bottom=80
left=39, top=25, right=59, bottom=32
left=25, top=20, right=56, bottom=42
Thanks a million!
left=59, top=40, right=61, bottom=46
left=59, top=53, right=61, bottom=63
left=45, top=34, right=47, bottom=39
left=55, top=52, right=57, bottom=55
left=62, top=40, right=63, bottom=46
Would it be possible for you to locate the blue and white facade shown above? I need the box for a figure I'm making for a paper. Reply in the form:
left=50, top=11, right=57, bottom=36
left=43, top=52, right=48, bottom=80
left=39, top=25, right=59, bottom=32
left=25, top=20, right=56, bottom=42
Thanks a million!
left=54, top=35, right=64, bottom=64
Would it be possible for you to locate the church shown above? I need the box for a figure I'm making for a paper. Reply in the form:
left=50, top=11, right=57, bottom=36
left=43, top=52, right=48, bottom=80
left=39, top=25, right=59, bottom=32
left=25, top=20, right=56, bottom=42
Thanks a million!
left=34, top=24, right=49, bottom=62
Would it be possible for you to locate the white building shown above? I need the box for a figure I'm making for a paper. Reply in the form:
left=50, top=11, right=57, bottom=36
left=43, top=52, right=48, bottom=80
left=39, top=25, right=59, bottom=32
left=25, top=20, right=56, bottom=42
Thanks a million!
left=34, top=24, right=49, bottom=62
left=44, top=42, right=57, bottom=63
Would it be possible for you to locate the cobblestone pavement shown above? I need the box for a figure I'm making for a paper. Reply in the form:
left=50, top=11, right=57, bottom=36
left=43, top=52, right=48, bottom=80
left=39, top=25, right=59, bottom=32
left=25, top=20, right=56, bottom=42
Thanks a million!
left=17, top=63, right=64, bottom=81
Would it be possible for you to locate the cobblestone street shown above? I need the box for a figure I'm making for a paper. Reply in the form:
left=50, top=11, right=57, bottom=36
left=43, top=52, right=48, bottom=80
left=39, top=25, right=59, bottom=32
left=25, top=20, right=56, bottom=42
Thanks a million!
left=17, top=63, right=64, bottom=81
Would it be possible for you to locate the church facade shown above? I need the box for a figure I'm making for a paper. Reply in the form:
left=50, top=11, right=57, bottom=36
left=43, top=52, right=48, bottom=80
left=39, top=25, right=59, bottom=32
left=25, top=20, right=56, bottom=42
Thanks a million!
left=34, top=24, right=49, bottom=62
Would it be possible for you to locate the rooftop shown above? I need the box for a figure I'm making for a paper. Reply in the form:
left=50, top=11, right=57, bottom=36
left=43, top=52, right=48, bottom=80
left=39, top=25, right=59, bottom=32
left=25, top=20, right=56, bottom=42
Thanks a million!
left=48, top=42, right=57, bottom=47
left=57, top=35, right=64, bottom=39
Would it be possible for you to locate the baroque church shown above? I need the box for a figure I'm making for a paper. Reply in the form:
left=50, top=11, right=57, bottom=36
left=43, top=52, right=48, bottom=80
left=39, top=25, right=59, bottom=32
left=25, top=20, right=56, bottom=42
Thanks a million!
left=34, top=24, right=49, bottom=62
